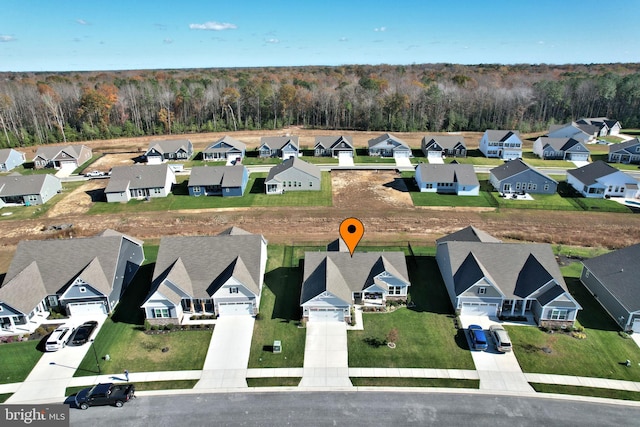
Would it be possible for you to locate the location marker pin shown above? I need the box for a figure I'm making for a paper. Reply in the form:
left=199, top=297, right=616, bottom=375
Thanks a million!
left=339, top=217, right=364, bottom=257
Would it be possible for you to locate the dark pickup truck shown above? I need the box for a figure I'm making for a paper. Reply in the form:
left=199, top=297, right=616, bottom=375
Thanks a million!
left=74, top=383, right=135, bottom=410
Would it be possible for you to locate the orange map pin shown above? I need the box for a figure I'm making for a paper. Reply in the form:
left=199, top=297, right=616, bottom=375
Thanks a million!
left=339, top=217, right=364, bottom=256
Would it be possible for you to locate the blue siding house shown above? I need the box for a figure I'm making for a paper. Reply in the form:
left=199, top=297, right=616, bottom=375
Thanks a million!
left=188, top=165, right=248, bottom=197
left=489, top=159, right=557, bottom=194
left=0, top=149, right=26, bottom=172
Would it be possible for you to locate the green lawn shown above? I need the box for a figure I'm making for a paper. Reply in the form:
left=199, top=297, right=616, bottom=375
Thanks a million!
left=87, top=172, right=332, bottom=214
left=350, top=378, right=479, bottom=388
left=506, top=262, right=640, bottom=382
left=348, top=256, right=474, bottom=369
left=531, top=383, right=640, bottom=402
left=76, top=154, right=104, bottom=174
left=0, top=393, right=12, bottom=403
left=74, top=247, right=212, bottom=376
left=0, top=340, right=43, bottom=384
left=248, top=245, right=306, bottom=368
left=247, top=378, right=301, bottom=387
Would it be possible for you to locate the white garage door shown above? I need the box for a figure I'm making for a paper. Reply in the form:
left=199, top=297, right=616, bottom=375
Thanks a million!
left=338, top=151, right=353, bottom=159
left=68, top=302, right=107, bottom=317
left=308, top=308, right=344, bottom=322
left=427, top=151, right=442, bottom=158
left=567, top=153, right=589, bottom=161
left=218, top=302, right=253, bottom=316
left=394, top=151, right=410, bottom=158
left=460, top=303, right=499, bottom=316
left=632, top=319, right=640, bottom=334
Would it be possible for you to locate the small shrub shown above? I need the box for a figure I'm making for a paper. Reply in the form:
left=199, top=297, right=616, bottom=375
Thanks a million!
left=573, top=325, right=584, bottom=333
left=150, top=325, right=158, bottom=331
left=571, top=331, right=587, bottom=339
left=254, top=313, right=262, bottom=320
left=387, top=328, right=399, bottom=344
left=364, top=336, right=387, bottom=348
left=144, top=320, right=151, bottom=331
left=166, top=323, right=174, bottom=331
left=619, top=331, right=631, bottom=339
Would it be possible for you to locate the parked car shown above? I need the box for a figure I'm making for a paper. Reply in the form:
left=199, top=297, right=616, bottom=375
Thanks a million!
left=74, top=383, right=135, bottom=410
left=45, top=325, right=74, bottom=352
left=69, top=321, right=98, bottom=345
left=489, top=325, right=512, bottom=352
left=85, top=170, right=104, bottom=177
left=468, top=324, right=488, bottom=351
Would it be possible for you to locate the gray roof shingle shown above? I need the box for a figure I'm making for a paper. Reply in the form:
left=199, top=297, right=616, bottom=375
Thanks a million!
left=490, top=159, right=555, bottom=182
left=265, top=157, right=320, bottom=182
left=566, top=160, right=621, bottom=185
left=105, top=164, right=172, bottom=193
left=188, top=165, right=246, bottom=188
left=436, top=226, right=501, bottom=245
left=416, top=163, right=479, bottom=186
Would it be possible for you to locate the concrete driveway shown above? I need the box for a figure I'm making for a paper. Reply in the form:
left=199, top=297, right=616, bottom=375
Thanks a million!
left=460, top=315, right=534, bottom=392
left=6, top=314, right=108, bottom=404
left=195, top=316, right=255, bottom=389
left=299, top=322, right=352, bottom=388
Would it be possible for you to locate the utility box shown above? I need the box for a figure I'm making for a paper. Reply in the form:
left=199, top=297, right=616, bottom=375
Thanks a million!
left=273, top=340, right=282, bottom=354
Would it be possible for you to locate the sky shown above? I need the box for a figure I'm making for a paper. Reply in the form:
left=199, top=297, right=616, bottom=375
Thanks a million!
left=1, top=0, right=639, bottom=72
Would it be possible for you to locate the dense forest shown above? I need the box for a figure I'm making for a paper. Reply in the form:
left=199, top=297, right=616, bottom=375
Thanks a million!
left=1, top=63, right=640, bottom=147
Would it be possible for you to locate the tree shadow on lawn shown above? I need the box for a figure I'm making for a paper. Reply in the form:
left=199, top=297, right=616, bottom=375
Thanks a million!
left=407, top=256, right=455, bottom=315
left=264, top=266, right=302, bottom=321
left=566, top=277, right=620, bottom=332
left=250, top=178, right=265, bottom=194
left=111, top=264, right=154, bottom=325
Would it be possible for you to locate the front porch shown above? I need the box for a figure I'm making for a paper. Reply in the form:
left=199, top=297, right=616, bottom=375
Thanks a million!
left=353, top=292, right=385, bottom=306
left=499, top=299, right=533, bottom=318
left=0, top=311, right=51, bottom=337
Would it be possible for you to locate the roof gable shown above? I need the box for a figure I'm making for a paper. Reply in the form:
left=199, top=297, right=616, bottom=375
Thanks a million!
left=436, top=226, right=501, bottom=245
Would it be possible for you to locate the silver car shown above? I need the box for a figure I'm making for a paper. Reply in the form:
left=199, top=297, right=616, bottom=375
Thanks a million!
left=489, top=325, right=512, bottom=352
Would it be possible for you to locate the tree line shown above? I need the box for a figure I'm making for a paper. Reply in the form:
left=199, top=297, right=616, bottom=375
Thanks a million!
left=1, top=63, right=639, bottom=148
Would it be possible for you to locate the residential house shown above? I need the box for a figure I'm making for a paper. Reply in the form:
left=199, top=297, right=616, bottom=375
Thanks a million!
left=532, top=137, right=590, bottom=161
left=547, top=122, right=598, bottom=144
left=0, top=230, right=144, bottom=334
left=202, top=136, right=246, bottom=163
left=566, top=160, right=639, bottom=198
left=414, top=163, right=479, bottom=196
left=141, top=227, right=267, bottom=324
left=435, top=228, right=581, bottom=327
left=188, top=165, right=248, bottom=197
left=421, top=135, right=467, bottom=159
left=265, top=157, right=321, bottom=195
left=314, top=136, right=354, bottom=159
left=367, top=133, right=411, bottom=158
left=580, top=244, right=640, bottom=332
left=0, top=148, right=26, bottom=172
left=435, top=225, right=502, bottom=245
left=479, top=130, right=522, bottom=160
left=0, top=174, right=62, bottom=208
left=608, top=138, right=640, bottom=164
left=32, top=144, right=92, bottom=170
left=300, top=246, right=410, bottom=323
left=145, top=139, right=193, bottom=164
left=576, top=117, right=622, bottom=136
left=258, top=136, right=300, bottom=159
left=105, top=164, right=176, bottom=203
left=489, top=159, right=558, bottom=194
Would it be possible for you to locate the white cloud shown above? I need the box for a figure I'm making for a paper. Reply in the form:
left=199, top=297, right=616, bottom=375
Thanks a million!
left=374, top=27, right=386, bottom=32
left=189, top=21, right=237, bottom=31
left=76, top=19, right=88, bottom=25
left=265, top=38, right=279, bottom=44
left=339, top=37, right=348, bottom=42
left=538, top=40, right=545, bottom=44
left=0, top=35, right=16, bottom=42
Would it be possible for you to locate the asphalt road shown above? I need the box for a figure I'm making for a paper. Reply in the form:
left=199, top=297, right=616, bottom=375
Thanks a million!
left=68, top=391, right=640, bottom=427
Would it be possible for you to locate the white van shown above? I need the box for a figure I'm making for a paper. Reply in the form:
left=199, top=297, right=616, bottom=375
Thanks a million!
left=45, top=325, right=74, bottom=352
left=489, top=324, right=512, bottom=352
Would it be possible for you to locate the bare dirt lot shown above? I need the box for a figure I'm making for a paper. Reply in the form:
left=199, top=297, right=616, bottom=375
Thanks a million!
left=2, top=129, right=640, bottom=258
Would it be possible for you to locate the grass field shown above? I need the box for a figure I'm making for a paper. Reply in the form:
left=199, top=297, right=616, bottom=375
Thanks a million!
left=348, top=256, right=474, bottom=369
left=531, top=383, right=640, bottom=402
left=246, top=377, right=301, bottom=387
left=506, top=262, right=640, bottom=382
left=87, top=172, right=332, bottom=214
left=0, top=180, right=86, bottom=221
left=0, top=340, right=43, bottom=384
left=350, top=378, right=479, bottom=388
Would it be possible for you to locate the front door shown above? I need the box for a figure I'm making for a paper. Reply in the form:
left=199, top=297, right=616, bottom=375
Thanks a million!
left=503, top=183, right=512, bottom=193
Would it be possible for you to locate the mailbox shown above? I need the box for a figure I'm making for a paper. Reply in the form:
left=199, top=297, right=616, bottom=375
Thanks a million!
left=273, top=340, right=282, bottom=354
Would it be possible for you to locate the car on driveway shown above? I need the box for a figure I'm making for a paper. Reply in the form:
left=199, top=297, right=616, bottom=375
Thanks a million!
left=45, top=325, right=74, bottom=351
left=489, top=324, right=512, bottom=352
left=468, top=324, right=488, bottom=351
left=69, top=321, right=98, bottom=346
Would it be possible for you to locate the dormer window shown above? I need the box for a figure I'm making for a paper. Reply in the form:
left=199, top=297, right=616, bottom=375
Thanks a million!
left=478, top=287, right=487, bottom=295
left=230, top=287, right=238, bottom=294
left=79, top=286, right=86, bottom=293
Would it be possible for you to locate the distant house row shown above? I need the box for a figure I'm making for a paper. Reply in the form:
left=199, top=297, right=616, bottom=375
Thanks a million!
left=15, top=225, right=638, bottom=332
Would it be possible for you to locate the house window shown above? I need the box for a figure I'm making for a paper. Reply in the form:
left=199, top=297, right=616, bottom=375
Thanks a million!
left=544, top=183, right=549, bottom=191
left=550, top=309, right=568, bottom=320
left=154, top=188, right=162, bottom=194
left=192, top=186, right=201, bottom=193
left=388, top=286, right=401, bottom=295
left=153, top=308, right=170, bottom=318
left=309, top=182, right=313, bottom=187
left=229, top=287, right=239, bottom=294
left=515, top=183, right=521, bottom=190
left=79, top=286, right=86, bottom=293
left=478, top=287, right=487, bottom=295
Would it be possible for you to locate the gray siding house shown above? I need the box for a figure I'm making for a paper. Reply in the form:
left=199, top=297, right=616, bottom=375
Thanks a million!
left=105, top=164, right=176, bottom=203
left=314, top=136, right=354, bottom=158
left=0, top=174, right=62, bottom=208
left=532, top=137, right=590, bottom=161
left=145, top=139, right=193, bottom=164
left=301, top=247, right=410, bottom=323
left=489, top=159, right=558, bottom=194
left=576, top=117, right=622, bottom=136
left=580, top=244, right=640, bottom=333
left=141, top=227, right=267, bottom=325
left=265, top=157, right=321, bottom=194
left=547, top=122, right=598, bottom=144
left=608, top=138, right=640, bottom=164
left=367, top=133, right=411, bottom=158
left=188, top=165, right=249, bottom=197
left=414, top=163, right=479, bottom=196
left=202, top=136, right=246, bottom=162
left=421, top=135, right=467, bottom=159
left=0, top=230, right=144, bottom=334
left=258, top=136, right=300, bottom=159
left=0, top=148, right=26, bottom=172
left=32, top=144, right=92, bottom=170
left=435, top=228, right=581, bottom=327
